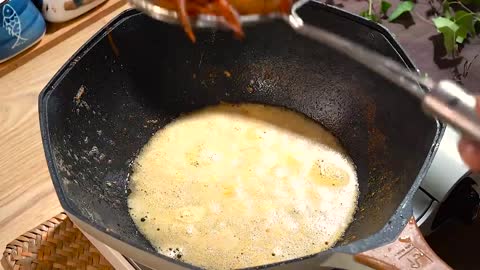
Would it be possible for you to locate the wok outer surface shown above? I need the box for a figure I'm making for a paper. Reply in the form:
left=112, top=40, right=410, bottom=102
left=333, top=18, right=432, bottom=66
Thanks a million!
left=39, top=2, right=443, bottom=269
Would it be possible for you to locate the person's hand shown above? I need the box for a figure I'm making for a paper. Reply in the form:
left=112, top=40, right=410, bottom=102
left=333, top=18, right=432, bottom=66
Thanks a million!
left=458, top=97, right=480, bottom=171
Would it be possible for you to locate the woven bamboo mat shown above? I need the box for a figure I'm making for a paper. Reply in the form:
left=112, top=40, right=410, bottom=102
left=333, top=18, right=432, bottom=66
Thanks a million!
left=1, top=213, right=114, bottom=270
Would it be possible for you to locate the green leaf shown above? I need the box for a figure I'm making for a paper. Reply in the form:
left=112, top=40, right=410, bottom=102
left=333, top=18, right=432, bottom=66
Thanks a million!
left=381, top=0, right=392, bottom=15
left=433, top=17, right=460, bottom=54
left=454, top=10, right=476, bottom=39
left=388, top=1, right=414, bottom=22
left=442, top=2, right=453, bottom=19
left=360, top=10, right=380, bottom=22
left=433, top=17, right=458, bottom=30
left=456, top=33, right=466, bottom=43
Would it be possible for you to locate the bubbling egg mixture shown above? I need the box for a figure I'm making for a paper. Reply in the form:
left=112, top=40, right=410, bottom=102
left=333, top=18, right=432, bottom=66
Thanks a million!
left=128, top=103, right=359, bottom=270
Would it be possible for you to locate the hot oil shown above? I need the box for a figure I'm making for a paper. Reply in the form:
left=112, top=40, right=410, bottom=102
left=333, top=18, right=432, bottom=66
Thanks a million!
left=128, top=103, right=359, bottom=270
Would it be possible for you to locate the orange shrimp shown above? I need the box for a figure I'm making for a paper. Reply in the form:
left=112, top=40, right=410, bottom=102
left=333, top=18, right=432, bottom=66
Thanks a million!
left=154, top=0, right=294, bottom=41
left=175, top=0, right=196, bottom=42
left=216, top=0, right=244, bottom=39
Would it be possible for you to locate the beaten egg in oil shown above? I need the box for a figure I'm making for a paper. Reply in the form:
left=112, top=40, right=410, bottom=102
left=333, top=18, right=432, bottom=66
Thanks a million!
left=128, top=103, right=359, bottom=270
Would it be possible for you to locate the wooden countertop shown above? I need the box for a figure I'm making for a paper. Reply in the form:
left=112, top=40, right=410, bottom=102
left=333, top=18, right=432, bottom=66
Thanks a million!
left=0, top=4, right=129, bottom=268
left=0, top=1, right=478, bottom=269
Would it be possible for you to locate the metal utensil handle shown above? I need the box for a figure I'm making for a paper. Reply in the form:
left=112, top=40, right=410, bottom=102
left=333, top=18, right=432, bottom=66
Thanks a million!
left=424, top=81, right=480, bottom=141
left=286, top=14, right=430, bottom=98
left=287, top=12, right=480, bottom=142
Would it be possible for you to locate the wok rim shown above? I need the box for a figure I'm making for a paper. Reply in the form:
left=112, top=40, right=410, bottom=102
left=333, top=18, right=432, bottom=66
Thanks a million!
left=38, top=3, right=445, bottom=269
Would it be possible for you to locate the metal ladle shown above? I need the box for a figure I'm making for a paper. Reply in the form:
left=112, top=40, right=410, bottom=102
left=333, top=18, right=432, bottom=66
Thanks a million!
left=127, top=0, right=480, bottom=142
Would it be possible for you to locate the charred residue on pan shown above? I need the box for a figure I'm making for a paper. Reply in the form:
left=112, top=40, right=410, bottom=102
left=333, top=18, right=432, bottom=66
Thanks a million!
left=49, top=77, right=160, bottom=250
left=54, top=85, right=130, bottom=216
left=366, top=98, right=403, bottom=222
left=333, top=90, right=392, bottom=245
left=356, top=97, right=391, bottom=219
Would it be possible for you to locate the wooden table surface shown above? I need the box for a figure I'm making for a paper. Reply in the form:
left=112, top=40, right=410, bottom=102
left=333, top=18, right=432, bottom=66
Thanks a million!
left=0, top=4, right=129, bottom=268
left=0, top=1, right=478, bottom=269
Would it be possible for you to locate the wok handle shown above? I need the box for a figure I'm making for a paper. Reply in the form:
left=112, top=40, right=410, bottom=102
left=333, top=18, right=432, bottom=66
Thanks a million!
left=353, top=217, right=452, bottom=270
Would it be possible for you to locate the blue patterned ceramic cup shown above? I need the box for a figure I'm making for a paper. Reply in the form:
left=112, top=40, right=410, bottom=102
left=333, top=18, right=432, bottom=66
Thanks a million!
left=0, top=0, right=46, bottom=63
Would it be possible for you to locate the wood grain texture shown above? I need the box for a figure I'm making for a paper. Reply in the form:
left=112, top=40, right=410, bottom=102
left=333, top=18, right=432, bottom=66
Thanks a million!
left=0, top=0, right=127, bottom=77
left=0, top=4, right=129, bottom=270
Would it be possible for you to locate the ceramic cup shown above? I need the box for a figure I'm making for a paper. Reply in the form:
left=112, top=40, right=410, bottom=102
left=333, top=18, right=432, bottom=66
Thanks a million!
left=0, top=0, right=46, bottom=63
left=32, top=0, right=107, bottom=23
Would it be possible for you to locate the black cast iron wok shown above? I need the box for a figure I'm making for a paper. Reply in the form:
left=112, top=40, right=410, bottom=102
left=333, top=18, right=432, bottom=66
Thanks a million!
left=39, top=1, right=447, bottom=269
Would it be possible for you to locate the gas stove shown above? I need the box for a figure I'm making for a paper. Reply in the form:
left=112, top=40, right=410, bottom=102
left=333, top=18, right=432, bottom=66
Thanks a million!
left=413, top=125, right=480, bottom=235
left=82, top=124, right=480, bottom=270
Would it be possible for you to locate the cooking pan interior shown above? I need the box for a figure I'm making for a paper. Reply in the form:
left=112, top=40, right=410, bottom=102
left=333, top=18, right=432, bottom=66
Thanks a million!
left=41, top=3, right=439, bottom=266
